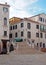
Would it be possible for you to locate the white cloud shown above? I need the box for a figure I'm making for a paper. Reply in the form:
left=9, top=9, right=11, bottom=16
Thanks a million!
left=10, top=7, right=32, bottom=18
left=0, top=0, right=39, bottom=18
left=9, top=0, right=38, bottom=18
left=13, top=0, right=38, bottom=9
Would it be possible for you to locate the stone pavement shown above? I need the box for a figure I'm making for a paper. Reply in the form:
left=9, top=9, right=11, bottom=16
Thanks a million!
left=0, top=51, right=46, bottom=65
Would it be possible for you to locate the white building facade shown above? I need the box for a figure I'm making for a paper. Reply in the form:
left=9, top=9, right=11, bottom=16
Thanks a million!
left=9, top=14, right=46, bottom=49
left=0, top=3, right=10, bottom=53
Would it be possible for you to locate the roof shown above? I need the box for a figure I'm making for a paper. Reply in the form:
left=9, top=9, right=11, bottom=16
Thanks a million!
left=9, top=17, right=39, bottom=25
left=0, top=2, right=10, bottom=7
left=9, top=17, right=23, bottom=24
left=24, top=18, right=46, bottom=26
left=29, top=13, right=46, bottom=18
left=9, top=13, right=46, bottom=25
left=9, top=17, right=46, bottom=26
left=24, top=18, right=39, bottom=24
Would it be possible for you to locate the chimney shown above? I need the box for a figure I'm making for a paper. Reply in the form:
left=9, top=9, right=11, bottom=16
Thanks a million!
left=5, top=2, right=7, bottom=5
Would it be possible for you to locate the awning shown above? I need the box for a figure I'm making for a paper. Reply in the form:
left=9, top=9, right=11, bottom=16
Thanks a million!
left=13, top=38, right=23, bottom=42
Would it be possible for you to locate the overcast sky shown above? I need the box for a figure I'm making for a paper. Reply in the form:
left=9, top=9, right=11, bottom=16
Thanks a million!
left=0, top=0, right=46, bottom=18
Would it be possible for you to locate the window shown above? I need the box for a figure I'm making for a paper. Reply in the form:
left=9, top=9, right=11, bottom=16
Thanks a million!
left=4, top=18, right=7, bottom=25
left=43, top=18, right=44, bottom=22
left=44, top=26, right=46, bottom=31
left=40, top=25, right=46, bottom=32
left=4, top=31, right=7, bottom=36
left=40, top=33, right=43, bottom=38
left=40, top=25, right=44, bottom=31
left=39, top=17, right=42, bottom=21
left=13, top=26, right=14, bottom=30
left=45, top=34, right=46, bottom=38
left=21, top=31, right=23, bottom=37
left=40, top=42, right=42, bottom=47
left=9, top=34, right=12, bottom=38
left=39, top=17, right=45, bottom=22
left=3, top=7, right=8, bottom=12
left=27, top=31, right=31, bottom=38
left=15, top=32, right=18, bottom=37
left=45, top=19, right=46, bottom=23
left=32, top=40, right=34, bottom=43
left=37, top=43, right=38, bottom=47
left=14, top=25, right=17, bottom=29
left=36, top=33, right=39, bottom=37
left=21, top=23, right=23, bottom=27
left=27, top=23, right=31, bottom=29
left=43, top=43, right=45, bottom=48
left=10, top=26, right=12, bottom=30
left=36, top=25, right=39, bottom=29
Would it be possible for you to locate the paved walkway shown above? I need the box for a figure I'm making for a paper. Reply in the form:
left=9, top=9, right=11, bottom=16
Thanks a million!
left=0, top=51, right=46, bottom=65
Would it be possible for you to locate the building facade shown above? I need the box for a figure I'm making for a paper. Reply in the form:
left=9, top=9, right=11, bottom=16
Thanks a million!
left=9, top=13, right=46, bottom=49
left=0, top=3, right=10, bottom=53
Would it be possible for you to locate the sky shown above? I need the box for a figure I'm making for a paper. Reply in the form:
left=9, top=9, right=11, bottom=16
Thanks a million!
left=0, top=0, right=46, bottom=18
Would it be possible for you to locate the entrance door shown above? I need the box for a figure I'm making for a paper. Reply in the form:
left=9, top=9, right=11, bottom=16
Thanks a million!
left=2, top=40, right=7, bottom=54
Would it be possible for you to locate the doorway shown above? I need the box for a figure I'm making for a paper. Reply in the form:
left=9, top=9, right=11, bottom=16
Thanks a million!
left=2, top=40, right=7, bottom=54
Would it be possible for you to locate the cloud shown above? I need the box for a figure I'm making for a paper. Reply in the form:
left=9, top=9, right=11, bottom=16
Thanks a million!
left=10, top=6, right=33, bottom=18
left=0, top=0, right=40, bottom=18
left=9, top=0, right=39, bottom=18
left=13, top=0, right=38, bottom=9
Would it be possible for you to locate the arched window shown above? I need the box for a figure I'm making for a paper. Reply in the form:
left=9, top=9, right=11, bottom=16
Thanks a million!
left=4, top=18, right=7, bottom=25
